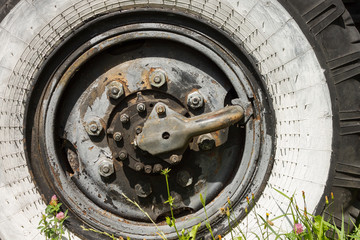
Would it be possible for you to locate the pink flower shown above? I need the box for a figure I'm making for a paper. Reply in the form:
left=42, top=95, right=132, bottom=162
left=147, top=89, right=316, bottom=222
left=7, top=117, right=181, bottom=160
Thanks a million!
left=51, top=195, right=58, bottom=201
left=49, top=195, right=58, bottom=206
left=294, top=223, right=303, bottom=234
left=56, top=212, right=65, bottom=221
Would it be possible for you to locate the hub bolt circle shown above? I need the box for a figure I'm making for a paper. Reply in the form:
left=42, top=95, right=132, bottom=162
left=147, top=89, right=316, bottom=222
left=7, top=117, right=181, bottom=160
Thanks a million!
left=113, top=132, right=123, bottom=142
left=120, top=114, right=130, bottom=124
left=119, top=151, right=128, bottom=160
left=137, top=103, right=146, bottom=112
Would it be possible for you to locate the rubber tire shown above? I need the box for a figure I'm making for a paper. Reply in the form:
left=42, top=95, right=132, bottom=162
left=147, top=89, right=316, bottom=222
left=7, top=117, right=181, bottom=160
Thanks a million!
left=0, top=0, right=359, bottom=239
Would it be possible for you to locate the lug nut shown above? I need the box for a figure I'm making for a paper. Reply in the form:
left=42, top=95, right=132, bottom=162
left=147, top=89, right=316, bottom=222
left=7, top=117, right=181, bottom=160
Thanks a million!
left=85, top=118, right=103, bottom=136
left=153, top=164, right=163, bottom=173
left=113, top=132, right=123, bottom=142
left=98, top=159, right=114, bottom=177
left=135, top=182, right=152, bottom=198
left=156, top=104, right=166, bottom=115
left=187, top=91, right=204, bottom=109
left=118, top=151, right=128, bottom=160
left=177, top=170, right=193, bottom=187
left=149, top=69, right=167, bottom=88
left=134, top=163, right=144, bottom=172
left=197, top=134, right=216, bottom=151
left=144, top=165, right=152, bottom=174
left=169, top=154, right=180, bottom=164
left=137, top=103, right=146, bottom=112
left=120, top=114, right=130, bottom=124
left=108, top=82, right=124, bottom=99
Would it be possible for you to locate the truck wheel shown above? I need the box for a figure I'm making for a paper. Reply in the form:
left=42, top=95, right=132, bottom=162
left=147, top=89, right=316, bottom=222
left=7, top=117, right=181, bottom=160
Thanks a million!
left=0, top=0, right=359, bottom=239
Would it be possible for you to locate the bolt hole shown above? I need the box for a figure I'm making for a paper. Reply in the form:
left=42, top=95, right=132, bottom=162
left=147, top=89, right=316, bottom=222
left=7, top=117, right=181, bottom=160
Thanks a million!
left=150, top=103, right=154, bottom=107
left=162, top=132, right=170, bottom=139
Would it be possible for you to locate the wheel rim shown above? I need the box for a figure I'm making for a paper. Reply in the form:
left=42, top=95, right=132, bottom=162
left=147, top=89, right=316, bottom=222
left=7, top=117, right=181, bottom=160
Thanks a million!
left=25, top=10, right=275, bottom=238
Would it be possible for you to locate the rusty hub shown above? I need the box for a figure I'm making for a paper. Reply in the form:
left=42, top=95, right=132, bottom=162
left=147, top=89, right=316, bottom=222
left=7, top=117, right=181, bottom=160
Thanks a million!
left=25, top=11, right=274, bottom=239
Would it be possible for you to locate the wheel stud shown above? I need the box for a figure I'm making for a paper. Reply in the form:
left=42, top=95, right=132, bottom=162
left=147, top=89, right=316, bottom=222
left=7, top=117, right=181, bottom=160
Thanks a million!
left=135, top=182, right=152, bottom=198
left=144, top=165, right=152, bottom=174
left=134, top=162, right=144, bottom=172
left=156, top=104, right=166, bottom=115
left=197, top=134, right=215, bottom=151
left=113, top=132, right=123, bottom=142
left=153, top=164, right=163, bottom=173
left=137, top=103, right=146, bottom=112
left=98, top=159, right=114, bottom=177
left=187, top=91, right=204, bottom=109
left=177, top=170, right=193, bottom=187
left=120, top=114, right=130, bottom=124
left=118, top=150, right=128, bottom=160
left=169, top=154, right=180, bottom=164
left=149, top=69, right=167, bottom=88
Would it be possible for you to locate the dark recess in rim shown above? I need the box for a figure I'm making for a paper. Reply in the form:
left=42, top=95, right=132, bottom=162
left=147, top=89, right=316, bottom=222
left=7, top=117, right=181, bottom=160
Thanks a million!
left=24, top=9, right=275, bottom=239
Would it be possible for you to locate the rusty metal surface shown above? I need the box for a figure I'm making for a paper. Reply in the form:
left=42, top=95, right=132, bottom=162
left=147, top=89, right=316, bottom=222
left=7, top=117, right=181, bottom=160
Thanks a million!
left=136, top=104, right=244, bottom=156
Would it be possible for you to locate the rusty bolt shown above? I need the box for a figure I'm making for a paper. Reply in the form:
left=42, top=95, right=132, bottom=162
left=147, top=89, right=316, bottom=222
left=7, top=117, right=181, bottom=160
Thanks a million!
left=85, top=118, right=103, bottom=136
left=156, top=104, right=166, bottom=115
left=108, top=82, right=124, bottom=99
left=98, top=159, right=114, bottom=177
left=149, top=69, right=167, bottom=88
left=177, top=170, right=193, bottom=187
left=118, top=151, right=128, bottom=160
left=137, top=103, right=146, bottom=112
left=187, top=91, right=204, bottom=110
left=120, top=114, right=130, bottom=124
left=169, top=154, right=180, bottom=164
left=134, top=163, right=144, bottom=172
left=197, top=134, right=216, bottom=151
left=144, top=165, right=152, bottom=174
left=113, top=132, right=123, bottom=142
left=153, top=164, right=163, bottom=173
left=135, top=182, right=152, bottom=198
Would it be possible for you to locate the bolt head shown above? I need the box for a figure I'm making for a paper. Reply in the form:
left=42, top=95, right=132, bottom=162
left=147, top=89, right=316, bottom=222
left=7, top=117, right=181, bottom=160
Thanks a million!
left=144, top=165, right=152, bottom=174
left=177, top=170, right=193, bottom=187
left=135, top=126, right=142, bottom=135
left=99, top=160, right=114, bottom=177
left=169, top=154, right=180, bottom=164
left=85, top=119, right=103, bottom=136
left=120, top=114, right=130, bottom=124
left=156, top=105, right=166, bottom=115
left=149, top=69, right=167, bottom=88
left=113, top=132, right=123, bottom=142
left=108, top=82, right=124, bottom=99
left=137, top=103, right=146, bottom=112
left=118, top=151, right=128, bottom=160
left=198, top=135, right=215, bottom=151
left=134, top=163, right=144, bottom=171
left=187, top=91, right=204, bottom=109
left=135, top=182, right=152, bottom=198
left=153, top=164, right=163, bottom=173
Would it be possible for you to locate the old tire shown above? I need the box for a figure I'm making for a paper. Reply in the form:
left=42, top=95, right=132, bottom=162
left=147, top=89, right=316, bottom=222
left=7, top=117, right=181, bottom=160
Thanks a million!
left=0, top=0, right=359, bottom=239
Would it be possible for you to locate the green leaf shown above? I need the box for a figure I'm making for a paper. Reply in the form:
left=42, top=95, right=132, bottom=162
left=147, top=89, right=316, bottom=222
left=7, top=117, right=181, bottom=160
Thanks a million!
left=189, top=223, right=201, bottom=239
left=200, top=193, right=205, bottom=206
left=165, top=217, right=173, bottom=227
